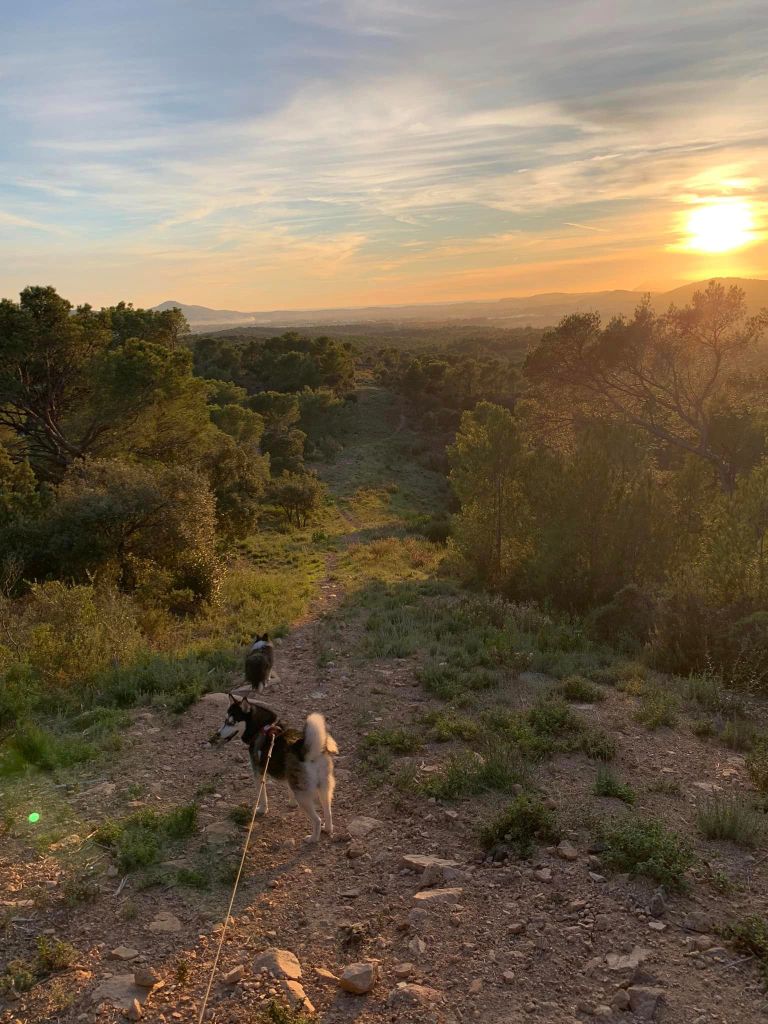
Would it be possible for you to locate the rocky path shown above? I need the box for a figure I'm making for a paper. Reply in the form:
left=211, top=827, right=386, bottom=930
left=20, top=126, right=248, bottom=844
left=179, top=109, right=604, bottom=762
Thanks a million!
left=2, top=392, right=768, bottom=1024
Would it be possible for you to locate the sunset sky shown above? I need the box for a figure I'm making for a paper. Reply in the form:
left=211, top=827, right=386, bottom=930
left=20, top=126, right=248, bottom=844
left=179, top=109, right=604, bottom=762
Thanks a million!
left=1, top=0, right=767, bottom=310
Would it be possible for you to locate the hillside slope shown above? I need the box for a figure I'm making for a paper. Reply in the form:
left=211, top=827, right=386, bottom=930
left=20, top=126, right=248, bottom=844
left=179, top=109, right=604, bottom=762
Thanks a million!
left=2, top=388, right=767, bottom=1024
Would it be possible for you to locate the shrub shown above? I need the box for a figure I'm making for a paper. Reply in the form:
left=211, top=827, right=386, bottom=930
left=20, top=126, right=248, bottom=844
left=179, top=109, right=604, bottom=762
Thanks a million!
left=229, top=804, right=251, bottom=827
left=555, top=676, right=605, bottom=703
left=579, top=729, right=617, bottom=761
left=94, top=804, right=198, bottom=872
left=424, top=710, right=480, bottom=742
left=696, top=795, right=763, bottom=847
left=635, top=689, right=678, bottom=730
left=362, top=727, right=421, bottom=756
left=36, top=937, right=78, bottom=973
left=589, top=584, right=656, bottom=645
left=723, top=916, right=768, bottom=979
left=269, top=471, right=327, bottom=529
left=600, top=816, right=694, bottom=889
left=594, top=766, right=635, bottom=804
left=746, top=743, right=768, bottom=793
left=478, top=793, right=559, bottom=857
left=720, top=718, right=756, bottom=752
left=421, top=746, right=526, bottom=800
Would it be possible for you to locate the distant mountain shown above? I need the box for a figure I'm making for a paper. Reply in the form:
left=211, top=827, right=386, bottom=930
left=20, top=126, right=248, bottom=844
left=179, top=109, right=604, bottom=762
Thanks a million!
left=153, top=278, right=768, bottom=333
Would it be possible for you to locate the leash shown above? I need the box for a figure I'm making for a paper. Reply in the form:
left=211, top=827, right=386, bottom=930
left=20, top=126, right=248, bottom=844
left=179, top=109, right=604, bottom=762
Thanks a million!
left=196, top=729, right=278, bottom=1024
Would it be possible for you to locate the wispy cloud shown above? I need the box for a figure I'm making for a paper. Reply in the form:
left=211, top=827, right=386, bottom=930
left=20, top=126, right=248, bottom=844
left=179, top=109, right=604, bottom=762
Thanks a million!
left=0, top=0, right=766, bottom=306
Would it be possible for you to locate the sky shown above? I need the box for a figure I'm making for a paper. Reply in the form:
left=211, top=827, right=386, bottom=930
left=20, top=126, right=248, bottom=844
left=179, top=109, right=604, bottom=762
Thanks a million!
left=1, top=0, right=767, bottom=310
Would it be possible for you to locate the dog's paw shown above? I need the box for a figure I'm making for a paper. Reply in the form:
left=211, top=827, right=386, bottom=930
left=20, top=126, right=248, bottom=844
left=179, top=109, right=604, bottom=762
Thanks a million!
left=304, top=834, right=320, bottom=845
left=255, top=807, right=268, bottom=818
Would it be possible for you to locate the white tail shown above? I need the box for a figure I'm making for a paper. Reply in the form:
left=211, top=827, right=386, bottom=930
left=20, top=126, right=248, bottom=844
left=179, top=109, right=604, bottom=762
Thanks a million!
left=304, top=713, right=338, bottom=759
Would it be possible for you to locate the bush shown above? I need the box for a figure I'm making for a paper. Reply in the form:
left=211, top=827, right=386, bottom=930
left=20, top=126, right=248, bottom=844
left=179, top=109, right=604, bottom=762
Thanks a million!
left=600, top=816, right=694, bottom=889
left=421, top=746, right=526, bottom=800
left=594, top=766, right=635, bottom=804
left=696, top=795, right=763, bottom=847
left=636, top=689, right=678, bottom=730
left=723, top=916, right=768, bottom=979
left=555, top=675, right=605, bottom=703
left=269, top=471, right=327, bottom=529
left=746, top=742, right=768, bottom=793
left=589, top=584, right=656, bottom=645
left=478, top=793, right=559, bottom=857
left=94, top=804, right=198, bottom=872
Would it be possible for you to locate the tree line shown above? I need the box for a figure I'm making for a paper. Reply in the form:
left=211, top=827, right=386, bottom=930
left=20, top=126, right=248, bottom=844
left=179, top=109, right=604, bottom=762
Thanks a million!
left=439, top=282, right=768, bottom=688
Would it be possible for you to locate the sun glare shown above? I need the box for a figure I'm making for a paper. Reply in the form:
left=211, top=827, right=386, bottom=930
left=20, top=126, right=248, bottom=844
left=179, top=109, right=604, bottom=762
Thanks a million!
left=685, top=199, right=756, bottom=253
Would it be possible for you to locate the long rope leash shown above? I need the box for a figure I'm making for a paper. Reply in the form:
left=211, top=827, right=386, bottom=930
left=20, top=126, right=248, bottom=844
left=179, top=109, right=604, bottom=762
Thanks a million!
left=196, top=730, right=278, bottom=1024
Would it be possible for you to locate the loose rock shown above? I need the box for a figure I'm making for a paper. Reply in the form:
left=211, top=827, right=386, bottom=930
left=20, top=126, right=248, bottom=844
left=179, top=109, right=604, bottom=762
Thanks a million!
left=628, top=986, right=665, bottom=1020
left=253, top=948, right=302, bottom=981
left=148, top=911, right=181, bottom=934
left=111, top=947, right=140, bottom=961
left=556, top=841, right=578, bottom=862
left=387, top=983, right=443, bottom=1008
left=339, top=962, right=377, bottom=994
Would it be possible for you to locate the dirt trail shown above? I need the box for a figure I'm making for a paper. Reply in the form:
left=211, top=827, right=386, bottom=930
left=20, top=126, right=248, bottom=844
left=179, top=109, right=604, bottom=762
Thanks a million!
left=2, top=390, right=767, bottom=1024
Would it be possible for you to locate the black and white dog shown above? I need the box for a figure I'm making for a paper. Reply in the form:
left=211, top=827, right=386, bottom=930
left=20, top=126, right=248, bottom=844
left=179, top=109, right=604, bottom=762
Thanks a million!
left=216, top=696, right=338, bottom=843
left=244, top=633, right=274, bottom=693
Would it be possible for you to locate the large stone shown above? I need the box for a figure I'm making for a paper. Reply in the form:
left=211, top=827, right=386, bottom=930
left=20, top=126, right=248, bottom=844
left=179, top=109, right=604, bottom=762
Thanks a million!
left=628, top=986, right=665, bottom=1020
left=605, top=946, right=652, bottom=973
left=387, top=983, right=443, bottom=1008
left=133, top=967, right=161, bottom=989
left=347, top=817, right=384, bottom=839
left=253, top=948, right=302, bottom=981
left=110, top=946, right=139, bottom=961
left=339, top=962, right=377, bottom=994
left=412, top=887, right=463, bottom=905
left=283, top=980, right=315, bottom=1013
left=556, top=841, right=579, bottom=862
left=401, top=854, right=460, bottom=873
left=148, top=911, right=182, bottom=933
left=90, top=975, right=147, bottom=1011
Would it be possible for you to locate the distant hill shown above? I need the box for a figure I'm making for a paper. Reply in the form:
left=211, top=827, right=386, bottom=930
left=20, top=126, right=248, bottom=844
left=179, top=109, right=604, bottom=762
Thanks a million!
left=153, top=278, right=768, bottom=333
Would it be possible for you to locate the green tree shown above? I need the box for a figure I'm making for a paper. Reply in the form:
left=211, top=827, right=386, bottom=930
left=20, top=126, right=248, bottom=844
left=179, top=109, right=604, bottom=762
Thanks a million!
left=0, top=287, right=197, bottom=479
left=269, top=471, right=327, bottom=529
left=448, top=402, right=532, bottom=584
left=525, top=282, right=768, bottom=493
left=14, top=459, right=221, bottom=610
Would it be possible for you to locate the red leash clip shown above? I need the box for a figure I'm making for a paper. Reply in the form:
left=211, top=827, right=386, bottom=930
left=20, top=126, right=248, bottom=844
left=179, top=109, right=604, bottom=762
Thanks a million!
left=263, top=723, right=283, bottom=738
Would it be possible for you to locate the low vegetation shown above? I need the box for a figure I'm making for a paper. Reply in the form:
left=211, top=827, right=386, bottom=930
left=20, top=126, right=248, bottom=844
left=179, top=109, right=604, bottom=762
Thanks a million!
left=94, top=804, right=198, bottom=873
left=600, top=816, right=695, bottom=889
left=594, top=766, right=635, bottom=804
left=696, top=795, right=764, bottom=847
left=478, top=793, right=560, bottom=857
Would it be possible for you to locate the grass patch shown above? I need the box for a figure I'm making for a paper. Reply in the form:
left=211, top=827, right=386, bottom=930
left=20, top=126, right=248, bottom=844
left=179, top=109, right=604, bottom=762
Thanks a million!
left=647, top=776, right=682, bottom=797
left=478, top=793, right=559, bottom=857
left=360, top=727, right=421, bottom=756
left=594, top=766, right=635, bottom=804
left=746, top=743, right=768, bottom=793
left=1, top=937, right=79, bottom=996
left=719, top=718, right=756, bottom=753
left=723, top=917, right=768, bottom=979
left=696, top=795, right=764, bottom=847
left=635, top=689, right=678, bottom=730
left=262, top=1000, right=316, bottom=1024
left=600, top=815, right=694, bottom=890
left=229, top=804, right=252, bottom=827
left=94, top=804, right=198, bottom=873
left=423, top=709, right=480, bottom=742
left=691, top=719, right=715, bottom=739
left=555, top=676, right=605, bottom=703
left=421, top=746, right=526, bottom=800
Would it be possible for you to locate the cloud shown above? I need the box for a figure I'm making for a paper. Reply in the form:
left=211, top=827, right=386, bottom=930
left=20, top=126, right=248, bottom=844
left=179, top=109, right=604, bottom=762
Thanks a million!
left=0, top=0, right=766, bottom=306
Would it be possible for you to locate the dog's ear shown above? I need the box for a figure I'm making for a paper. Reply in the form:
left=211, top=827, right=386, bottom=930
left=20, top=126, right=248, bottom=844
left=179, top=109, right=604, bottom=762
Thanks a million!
left=228, top=692, right=244, bottom=704
left=262, top=633, right=270, bottom=642
left=241, top=696, right=252, bottom=710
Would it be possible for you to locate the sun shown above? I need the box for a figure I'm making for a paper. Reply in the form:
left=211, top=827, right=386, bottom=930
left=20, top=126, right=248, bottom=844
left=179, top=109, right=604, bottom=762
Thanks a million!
left=684, top=199, right=756, bottom=253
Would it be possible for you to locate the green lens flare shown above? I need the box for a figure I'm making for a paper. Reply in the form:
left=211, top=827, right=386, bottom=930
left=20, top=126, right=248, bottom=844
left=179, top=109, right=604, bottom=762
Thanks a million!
left=28, top=812, right=40, bottom=823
